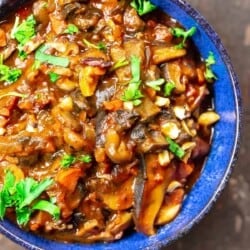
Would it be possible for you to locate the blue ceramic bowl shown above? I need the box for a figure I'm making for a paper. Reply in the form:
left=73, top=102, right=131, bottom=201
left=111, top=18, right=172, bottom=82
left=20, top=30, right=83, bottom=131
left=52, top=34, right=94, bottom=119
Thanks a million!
left=0, top=0, right=241, bottom=249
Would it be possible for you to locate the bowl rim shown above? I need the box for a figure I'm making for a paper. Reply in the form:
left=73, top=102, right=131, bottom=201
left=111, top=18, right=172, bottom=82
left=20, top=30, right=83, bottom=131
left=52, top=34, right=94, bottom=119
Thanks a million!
left=0, top=0, right=242, bottom=249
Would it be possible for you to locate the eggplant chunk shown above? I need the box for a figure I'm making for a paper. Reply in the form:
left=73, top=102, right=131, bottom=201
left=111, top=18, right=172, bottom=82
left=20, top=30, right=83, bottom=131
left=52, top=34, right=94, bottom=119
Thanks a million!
left=134, top=154, right=175, bottom=235
left=155, top=188, right=185, bottom=225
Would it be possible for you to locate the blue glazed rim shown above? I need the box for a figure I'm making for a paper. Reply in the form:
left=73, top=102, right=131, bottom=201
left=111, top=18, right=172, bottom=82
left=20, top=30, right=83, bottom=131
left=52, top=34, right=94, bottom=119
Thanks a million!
left=0, top=0, right=241, bottom=249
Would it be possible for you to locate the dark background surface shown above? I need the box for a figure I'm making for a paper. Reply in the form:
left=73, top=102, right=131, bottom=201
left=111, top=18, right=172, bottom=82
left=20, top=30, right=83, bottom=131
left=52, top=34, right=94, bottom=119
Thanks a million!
left=0, top=0, right=249, bottom=249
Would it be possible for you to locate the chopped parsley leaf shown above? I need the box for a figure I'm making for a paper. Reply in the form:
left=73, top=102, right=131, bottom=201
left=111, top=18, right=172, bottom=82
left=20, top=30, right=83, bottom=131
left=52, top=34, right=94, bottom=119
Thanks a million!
left=204, top=52, right=217, bottom=81
left=65, top=24, right=79, bottom=35
left=164, top=81, right=176, bottom=96
left=131, top=0, right=157, bottom=16
left=60, top=154, right=76, bottom=168
left=48, top=72, right=60, bottom=83
left=0, top=171, right=58, bottom=225
left=171, top=26, right=196, bottom=48
left=11, top=15, right=36, bottom=46
left=78, top=154, right=92, bottom=163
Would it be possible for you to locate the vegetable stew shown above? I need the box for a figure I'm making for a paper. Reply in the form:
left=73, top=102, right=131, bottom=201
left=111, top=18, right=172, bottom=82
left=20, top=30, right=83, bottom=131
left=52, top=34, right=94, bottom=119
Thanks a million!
left=0, top=0, right=220, bottom=243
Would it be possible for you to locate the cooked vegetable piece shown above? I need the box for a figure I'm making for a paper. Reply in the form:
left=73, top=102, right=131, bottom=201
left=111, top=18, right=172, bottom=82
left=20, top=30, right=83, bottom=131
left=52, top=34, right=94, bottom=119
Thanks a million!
left=11, top=15, right=37, bottom=46
left=0, top=171, right=57, bottom=225
left=152, top=46, right=187, bottom=64
left=134, top=154, right=175, bottom=235
left=0, top=0, right=218, bottom=243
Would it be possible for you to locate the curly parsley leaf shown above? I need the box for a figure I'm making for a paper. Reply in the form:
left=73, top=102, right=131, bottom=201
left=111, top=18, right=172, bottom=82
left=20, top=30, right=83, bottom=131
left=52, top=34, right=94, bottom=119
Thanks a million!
left=11, top=15, right=36, bottom=46
left=204, top=52, right=217, bottom=81
left=171, top=26, right=196, bottom=48
left=78, top=154, right=92, bottom=163
left=131, top=0, right=157, bottom=16
left=0, top=171, right=57, bottom=225
left=164, top=81, right=176, bottom=96
left=122, top=56, right=144, bottom=106
left=61, top=154, right=76, bottom=168
left=65, top=24, right=79, bottom=35
left=48, top=72, right=60, bottom=83
left=0, top=64, right=22, bottom=84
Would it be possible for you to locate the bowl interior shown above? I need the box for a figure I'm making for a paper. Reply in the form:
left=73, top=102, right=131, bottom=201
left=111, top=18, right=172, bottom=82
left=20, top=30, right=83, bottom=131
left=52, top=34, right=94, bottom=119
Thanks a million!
left=0, top=0, right=241, bottom=249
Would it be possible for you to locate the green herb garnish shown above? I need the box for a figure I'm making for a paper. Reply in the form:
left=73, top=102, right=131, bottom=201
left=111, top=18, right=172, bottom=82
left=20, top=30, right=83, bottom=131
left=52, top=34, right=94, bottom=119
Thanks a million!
left=146, top=78, right=165, bottom=91
left=61, top=154, right=92, bottom=168
left=110, top=57, right=129, bottom=72
left=83, top=39, right=107, bottom=52
left=166, top=137, right=185, bottom=159
left=60, top=154, right=76, bottom=168
left=32, top=200, right=60, bottom=220
left=78, top=154, right=92, bottom=163
left=48, top=72, right=60, bottom=83
left=35, top=45, right=69, bottom=67
left=18, top=50, right=28, bottom=60
left=11, top=15, right=36, bottom=46
left=171, top=26, right=196, bottom=48
left=121, top=55, right=143, bottom=106
left=204, top=52, right=217, bottom=81
left=131, top=0, right=157, bottom=16
left=64, top=24, right=79, bottom=35
left=0, top=64, right=22, bottom=84
left=0, top=171, right=59, bottom=225
left=164, top=81, right=175, bottom=96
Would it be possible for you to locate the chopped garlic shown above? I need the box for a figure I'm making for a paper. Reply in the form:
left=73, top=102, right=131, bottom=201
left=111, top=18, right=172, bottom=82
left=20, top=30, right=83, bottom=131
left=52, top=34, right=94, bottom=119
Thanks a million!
left=173, top=105, right=190, bottom=120
left=123, top=101, right=134, bottom=111
left=59, top=96, right=73, bottom=111
left=155, top=96, right=170, bottom=107
left=158, top=150, right=171, bottom=166
left=161, top=122, right=180, bottom=139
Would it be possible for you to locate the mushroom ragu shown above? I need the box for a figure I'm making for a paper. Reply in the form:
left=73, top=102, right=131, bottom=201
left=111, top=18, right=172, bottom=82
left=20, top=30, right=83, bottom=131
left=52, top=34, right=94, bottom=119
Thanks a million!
left=0, top=0, right=220, bottom=243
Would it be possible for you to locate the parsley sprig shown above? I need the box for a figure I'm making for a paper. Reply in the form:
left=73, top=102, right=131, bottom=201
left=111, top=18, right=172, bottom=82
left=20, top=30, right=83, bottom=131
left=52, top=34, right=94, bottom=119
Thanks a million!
left=171, top=26, right=197, bottom=48
left=11, top=15, right=37, bottom=60
left=122, top=55, right=143, bottom=106
left=131, top=0, right=157, bottom=16
left=61, top=154, right=92, bottom=168
left=0, top=171, right=60, bottom=225
left=11, top=15, right=37, bottom=46
left=204, top=52, right=217, bottom=81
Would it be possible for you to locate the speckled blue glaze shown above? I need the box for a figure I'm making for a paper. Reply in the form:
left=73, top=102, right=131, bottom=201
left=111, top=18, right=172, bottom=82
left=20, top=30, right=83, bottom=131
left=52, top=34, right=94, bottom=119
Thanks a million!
left=0, top=0, right=241, bottom=249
